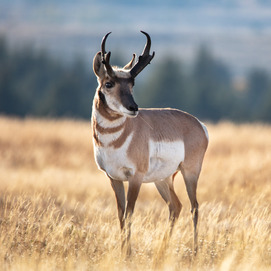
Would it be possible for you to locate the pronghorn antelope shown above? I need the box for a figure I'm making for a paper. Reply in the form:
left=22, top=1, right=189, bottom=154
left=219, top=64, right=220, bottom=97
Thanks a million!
left=91, top=31, right=209, bottom=254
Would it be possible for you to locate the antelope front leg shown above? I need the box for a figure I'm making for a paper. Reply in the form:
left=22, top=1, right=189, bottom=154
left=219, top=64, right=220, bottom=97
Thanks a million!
left=110, top=178, right=126, bottom=229
left=122, top=178, right=142, bottom=255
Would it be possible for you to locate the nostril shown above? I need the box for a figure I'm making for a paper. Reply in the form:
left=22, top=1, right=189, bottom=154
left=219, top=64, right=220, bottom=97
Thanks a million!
left=129, top=104, right=138, bottom=112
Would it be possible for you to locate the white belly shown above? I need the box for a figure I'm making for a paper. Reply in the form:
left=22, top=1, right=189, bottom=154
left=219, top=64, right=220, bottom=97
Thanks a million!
left=93, top=135, right=184, bottom=183
left=143, top=140, right=185, bottom=183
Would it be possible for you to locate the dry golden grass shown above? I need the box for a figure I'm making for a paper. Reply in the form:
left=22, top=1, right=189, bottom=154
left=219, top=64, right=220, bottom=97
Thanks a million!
left=0, top=116, right=270, bottom=270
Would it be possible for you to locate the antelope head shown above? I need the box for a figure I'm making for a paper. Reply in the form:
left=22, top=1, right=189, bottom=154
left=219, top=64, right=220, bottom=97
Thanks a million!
left=93, top=31, right=155, bottom=117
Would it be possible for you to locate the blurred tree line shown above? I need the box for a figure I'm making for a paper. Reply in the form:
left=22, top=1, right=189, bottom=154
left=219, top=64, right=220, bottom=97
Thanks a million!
left=1, top=35, right=271, bottom=122
left=0, top=36, right=94, bottom=118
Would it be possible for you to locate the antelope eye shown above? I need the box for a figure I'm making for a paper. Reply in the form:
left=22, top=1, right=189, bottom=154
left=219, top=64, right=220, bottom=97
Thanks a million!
left=105, top=82, right=113, bottom=88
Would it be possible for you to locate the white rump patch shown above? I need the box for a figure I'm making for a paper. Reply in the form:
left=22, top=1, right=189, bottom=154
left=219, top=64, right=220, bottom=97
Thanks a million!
left=199, top=121, right=209, bottom=142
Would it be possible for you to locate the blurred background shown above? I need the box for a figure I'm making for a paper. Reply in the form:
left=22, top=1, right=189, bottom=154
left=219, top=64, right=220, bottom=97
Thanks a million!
left=1, top=0, right=271, bottom=122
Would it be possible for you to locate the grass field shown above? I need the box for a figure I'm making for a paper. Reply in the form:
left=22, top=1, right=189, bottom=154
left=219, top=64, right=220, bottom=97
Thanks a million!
left=0, top=116, right=270, bottom=270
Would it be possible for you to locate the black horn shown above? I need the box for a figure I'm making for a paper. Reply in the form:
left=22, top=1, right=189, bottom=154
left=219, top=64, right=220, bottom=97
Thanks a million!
left=101, top=32, right=115, bottom=78
left=130, top=31, right=155, bottom=78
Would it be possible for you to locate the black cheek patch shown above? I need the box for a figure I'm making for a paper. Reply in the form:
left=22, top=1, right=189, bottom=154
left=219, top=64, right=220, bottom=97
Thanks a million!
left=98, top=90, right=106, bottom=104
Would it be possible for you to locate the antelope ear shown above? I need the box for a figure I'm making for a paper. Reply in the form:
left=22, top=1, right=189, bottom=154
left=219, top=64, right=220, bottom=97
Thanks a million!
left=93, top=52, right=105, bottom=78
left=123, top=54, right=137, bottom=70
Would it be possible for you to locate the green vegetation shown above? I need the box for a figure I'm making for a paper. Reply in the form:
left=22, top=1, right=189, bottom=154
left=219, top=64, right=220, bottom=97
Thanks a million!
left=1, top=36, right=271, bottom=122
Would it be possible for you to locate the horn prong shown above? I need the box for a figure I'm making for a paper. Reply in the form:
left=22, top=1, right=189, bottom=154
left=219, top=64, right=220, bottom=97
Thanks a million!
left=130, top=31, right=155, bottom=78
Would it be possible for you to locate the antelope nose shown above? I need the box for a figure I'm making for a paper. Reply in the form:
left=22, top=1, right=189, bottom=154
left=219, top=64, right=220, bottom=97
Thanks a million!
left=129, top=104, right=138, bottom=112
